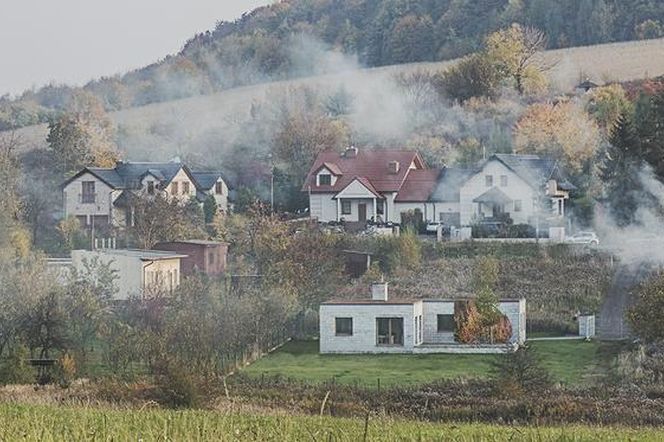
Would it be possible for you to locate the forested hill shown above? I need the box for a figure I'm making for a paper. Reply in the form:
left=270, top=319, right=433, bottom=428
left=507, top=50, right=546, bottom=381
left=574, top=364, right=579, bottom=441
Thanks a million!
left=3, top=0, right=664, bottom=130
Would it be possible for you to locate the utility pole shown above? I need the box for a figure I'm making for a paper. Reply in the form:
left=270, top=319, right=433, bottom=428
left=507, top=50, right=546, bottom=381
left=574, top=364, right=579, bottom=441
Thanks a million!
left=270, top=156, right=275, bottom=213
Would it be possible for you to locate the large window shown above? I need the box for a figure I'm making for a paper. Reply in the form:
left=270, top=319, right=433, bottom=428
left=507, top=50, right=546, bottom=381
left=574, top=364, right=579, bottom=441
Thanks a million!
left=485, top=175, right=493, bottom=187
left=341, top=200, right=352, bottom=215
left=81, top=181, right=96, bottom=203
left=215, top=181, right=223, bottom=194
left=376, top=199, right=384, bottom=215
left=376, top=317, right=404, bottom=346
left=182, top=182, right=190, bottom=195
left=171, top=182, right=179, bottom=195
left=319, top=174, right=332, bottom=186
left=335, top=317, right=353, bottom=336
left=147, top=181, right=155, bottom=195
left=437, top=314, right=455, bottom=332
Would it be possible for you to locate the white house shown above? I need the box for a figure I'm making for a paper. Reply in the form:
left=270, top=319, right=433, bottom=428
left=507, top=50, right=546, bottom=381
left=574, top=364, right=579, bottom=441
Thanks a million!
left=302, top=147, right=440, bottom=224
left=429, top=154, right=574, bottom=228
left=319, top=283, right=526, bottom=354
left=71, top=249, right=186, bottom=300
left=62, top=159, right=229, bottom=228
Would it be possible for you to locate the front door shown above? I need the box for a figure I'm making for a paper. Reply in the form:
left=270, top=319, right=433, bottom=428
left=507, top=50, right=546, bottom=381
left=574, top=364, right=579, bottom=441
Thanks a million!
left=358, top=203, right=367, bottom=222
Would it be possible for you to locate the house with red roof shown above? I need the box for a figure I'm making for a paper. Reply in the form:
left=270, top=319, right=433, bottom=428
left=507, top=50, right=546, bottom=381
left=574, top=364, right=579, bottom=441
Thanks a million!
left=302, top=147, right=440, bottom=223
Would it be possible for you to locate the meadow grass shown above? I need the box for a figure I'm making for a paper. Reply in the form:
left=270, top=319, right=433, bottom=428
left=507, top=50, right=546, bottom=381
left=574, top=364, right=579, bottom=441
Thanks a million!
left=241, top=340, right=613, bottom=387
left=0, top=403, right=662, bottom=441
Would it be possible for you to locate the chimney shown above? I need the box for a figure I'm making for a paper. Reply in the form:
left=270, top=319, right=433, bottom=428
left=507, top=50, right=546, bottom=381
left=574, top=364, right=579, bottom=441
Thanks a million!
left=388, top=160, right=400, bottom=174
left=344, top=146, right=358, bottom=158
left=371, top=282, right=388, bottom=301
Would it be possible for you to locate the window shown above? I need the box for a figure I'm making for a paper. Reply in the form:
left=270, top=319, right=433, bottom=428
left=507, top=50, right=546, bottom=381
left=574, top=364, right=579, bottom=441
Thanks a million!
left=437, top=314, right=455, bottom=332
left=335, top=317, right=353, bottom=336
left=81, top=181, right=96, bottom=203
left=376, top=199, right=384, bottom=215
left=171, top=182, right=179, bottom=195
left=215, top=181, right=223, bottom=194
left=147, top=181, right=155, bottom=195
left=485, top=175, right=493, bottom=187
left=500, top=175, right=508, bottom=187
left=341, top=200, right=351, bottom=215
left=182, top=182, right=190, bottom=195
left=376, top=318, right=404, bottom=345
left=514, top=200, right=522, bottom=212
left=319, top=174, right=332, bottom=186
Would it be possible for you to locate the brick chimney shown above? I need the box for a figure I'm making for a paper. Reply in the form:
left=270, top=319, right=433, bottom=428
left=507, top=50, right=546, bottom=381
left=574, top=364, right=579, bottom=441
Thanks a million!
left=343, top=146, right=358, bottom=158
left=371, top=282, right=388, bottom=301
left=388, top=160, right=400, bottom=174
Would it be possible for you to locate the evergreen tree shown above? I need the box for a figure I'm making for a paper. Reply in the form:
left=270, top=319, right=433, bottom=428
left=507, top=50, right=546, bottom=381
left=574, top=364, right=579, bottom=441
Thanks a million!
left=600, top=112, right=643, bottom=226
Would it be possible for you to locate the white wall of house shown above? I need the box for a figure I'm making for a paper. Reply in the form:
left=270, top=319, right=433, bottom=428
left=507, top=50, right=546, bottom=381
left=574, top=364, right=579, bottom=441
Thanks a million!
left=309, top=193, right=337, bottom=222
left=63, top=172, right=117, bottom=225
left=211, top=178, right=229, bottom=213
left=338, top=198, right=378, bottom=222
left=319, top=303, right=418, bottom=354
left=458, top=161, right=536, bottom=225
left=166, top=168, right=197, bottom=202
left=422, top=301, right=456, bottom=344
left=71, top=250, right=182, bottom=300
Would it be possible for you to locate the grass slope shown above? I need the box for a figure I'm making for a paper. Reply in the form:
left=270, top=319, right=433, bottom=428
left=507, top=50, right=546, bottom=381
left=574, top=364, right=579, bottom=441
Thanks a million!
left=241, top=340, right=614, bottom=387
left=10, top=38, right=664, bottom=158
left=1, top=403, right=662, bottom=441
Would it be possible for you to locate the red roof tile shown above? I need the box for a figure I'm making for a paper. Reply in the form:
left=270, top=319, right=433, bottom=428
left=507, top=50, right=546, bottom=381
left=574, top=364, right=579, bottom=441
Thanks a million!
left=394, top=169, right=441, bottom=202
left=302, top=149, right=424, bottom=194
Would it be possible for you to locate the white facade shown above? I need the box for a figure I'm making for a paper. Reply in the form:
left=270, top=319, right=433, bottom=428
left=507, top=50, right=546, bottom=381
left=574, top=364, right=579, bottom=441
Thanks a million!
left=320, top=295, right=526, bottom=354
left=63, top=172, right=122, bottom=227
left=71, top=249, right=186, bottom=300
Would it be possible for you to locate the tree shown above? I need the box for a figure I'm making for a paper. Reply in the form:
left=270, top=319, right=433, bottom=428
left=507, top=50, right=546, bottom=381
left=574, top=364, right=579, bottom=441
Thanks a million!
left=203, top=195, right=218, bottom=224
left=130, top=193, right=206, bottom=249
left=586, top=84, right=633, bottom=130
left=485, top=24, right=549, bottom=95
left=47, top=91, right=118, bottom=176
left=492, top=345, right=551, bottom=396
left=434, top=53, right=503, bottom=102
left=629, top=272, right=664, bottom=342
left=514, top=102, right=600, bottom=174
left=599, top=112, right=643, bottom=226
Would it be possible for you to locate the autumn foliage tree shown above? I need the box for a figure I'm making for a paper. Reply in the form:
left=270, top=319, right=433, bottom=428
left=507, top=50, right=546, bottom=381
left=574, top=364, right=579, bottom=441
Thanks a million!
left=514, top=101, right=600, bottom=174
left=629, top=272, right=664, bottom=343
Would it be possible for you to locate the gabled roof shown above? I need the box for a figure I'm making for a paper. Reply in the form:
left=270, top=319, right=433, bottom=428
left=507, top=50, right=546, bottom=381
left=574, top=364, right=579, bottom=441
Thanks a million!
left=315, top=162, right=342, bottom=176
left=63, top=160, right=228, bottom=192
left=394, top=169, right=441, bottom=202
left=333, top=177, right=384, bottom=200
left=473, top=187, right=513, bottom=204
left=303, top=149, right=425, bottom=194
left=429, top=167, right=473, bottom=203
left=490, top=154, right=559, bottom=190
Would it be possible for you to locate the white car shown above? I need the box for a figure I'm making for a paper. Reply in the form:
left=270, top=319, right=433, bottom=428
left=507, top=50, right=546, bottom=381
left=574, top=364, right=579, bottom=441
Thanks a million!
left=566, top=231, right=600, bottom=246
left=425, top=222, right=442, bottom=234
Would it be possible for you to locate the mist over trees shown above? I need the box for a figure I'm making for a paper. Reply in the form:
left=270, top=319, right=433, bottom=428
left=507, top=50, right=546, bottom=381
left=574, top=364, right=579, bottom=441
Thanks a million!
left=2, top=0, right=664, bottom=131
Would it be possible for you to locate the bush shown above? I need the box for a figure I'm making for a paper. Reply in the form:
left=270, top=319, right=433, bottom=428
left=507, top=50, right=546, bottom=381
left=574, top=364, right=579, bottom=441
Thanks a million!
left=154, top=359, right=201, bottom=409
left=0, top=345, right=35, bottom=385
left=492, top=345, right=551, bottom=397
left=57, top=353, right=77, bottom=389
left=434, top=54, right=502, bottom=102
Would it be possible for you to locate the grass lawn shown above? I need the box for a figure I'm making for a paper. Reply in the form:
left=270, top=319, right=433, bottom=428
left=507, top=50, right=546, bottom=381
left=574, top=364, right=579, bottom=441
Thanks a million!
left=1, top=403, right=663, bottom=441
left=241, top=339, right=618, bottom=387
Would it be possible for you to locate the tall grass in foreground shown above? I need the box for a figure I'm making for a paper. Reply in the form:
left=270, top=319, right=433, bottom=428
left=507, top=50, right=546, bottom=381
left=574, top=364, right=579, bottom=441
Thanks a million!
left=0, top=403, right=662, bottom=441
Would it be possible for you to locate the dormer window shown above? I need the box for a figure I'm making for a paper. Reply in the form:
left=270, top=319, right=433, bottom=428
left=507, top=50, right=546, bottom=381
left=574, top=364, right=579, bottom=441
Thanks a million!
left=215, top=181, right=223, bottom=194
left=147, top=181, right=155, bottom=195
left=319, top=174, right=332, bottom=186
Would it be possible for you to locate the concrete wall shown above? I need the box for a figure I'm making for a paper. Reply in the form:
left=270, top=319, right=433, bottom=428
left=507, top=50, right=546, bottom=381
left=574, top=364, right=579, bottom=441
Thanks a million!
left=499, top=299, right=527, bottom=345
left=153, top=242, right=227, bottom=276
left=320, top=303, right=417, bottom=354
left=71, top=250, right=182, bottom=300
left=422, top=301, right=456, bottom=344
left=310, top=193, right=338, bottom=222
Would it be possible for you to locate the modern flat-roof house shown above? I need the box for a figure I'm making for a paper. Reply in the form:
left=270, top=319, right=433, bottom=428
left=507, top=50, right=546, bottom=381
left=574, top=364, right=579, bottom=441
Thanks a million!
left=302, top=147, right=440, bottom=224
left=153, top=240, right=228, bottom=276
left=319, top=283, right=526, bottom=354
left=62, top=159, right=228, bottom=229
left=71, top=249, right=187, bottom=300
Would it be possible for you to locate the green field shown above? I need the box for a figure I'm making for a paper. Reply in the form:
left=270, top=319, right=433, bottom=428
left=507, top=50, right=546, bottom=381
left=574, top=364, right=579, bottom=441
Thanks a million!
left=0, top=403, right=661, bottom=441
left=241, top=340, right=615, bottom=387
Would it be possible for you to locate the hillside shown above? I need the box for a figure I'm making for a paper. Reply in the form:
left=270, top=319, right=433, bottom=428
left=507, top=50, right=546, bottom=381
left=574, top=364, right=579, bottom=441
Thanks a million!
left=3, top=0, right=664, bottom=132
left=10, top=37, right=664, bottom=162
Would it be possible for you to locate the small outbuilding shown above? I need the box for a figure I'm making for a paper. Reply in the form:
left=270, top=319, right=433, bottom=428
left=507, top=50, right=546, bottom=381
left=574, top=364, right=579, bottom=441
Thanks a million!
left=153, top=240, right=228, bottom=276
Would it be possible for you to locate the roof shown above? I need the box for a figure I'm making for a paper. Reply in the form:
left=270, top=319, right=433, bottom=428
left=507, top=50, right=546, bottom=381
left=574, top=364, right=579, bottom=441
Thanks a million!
left=76, top=249, right=188, bottom=260
left=316, top=162, right=342, bottom=175
left=490, top=154, right=561, bottom=190
left=156, top=240, right=227, bottom=247
left=394, top=169, right=441, bottom=202
left=333, top=176, right=384, bottom=199
left=62, top=160, right=227, bottom=191
left=429, top=167, right=474, bottom=202
left=302, top=149, right=424, bottom=194
left=473, top=187, right=513, bottom=204
left=322, top=297, right=524, bottom=306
